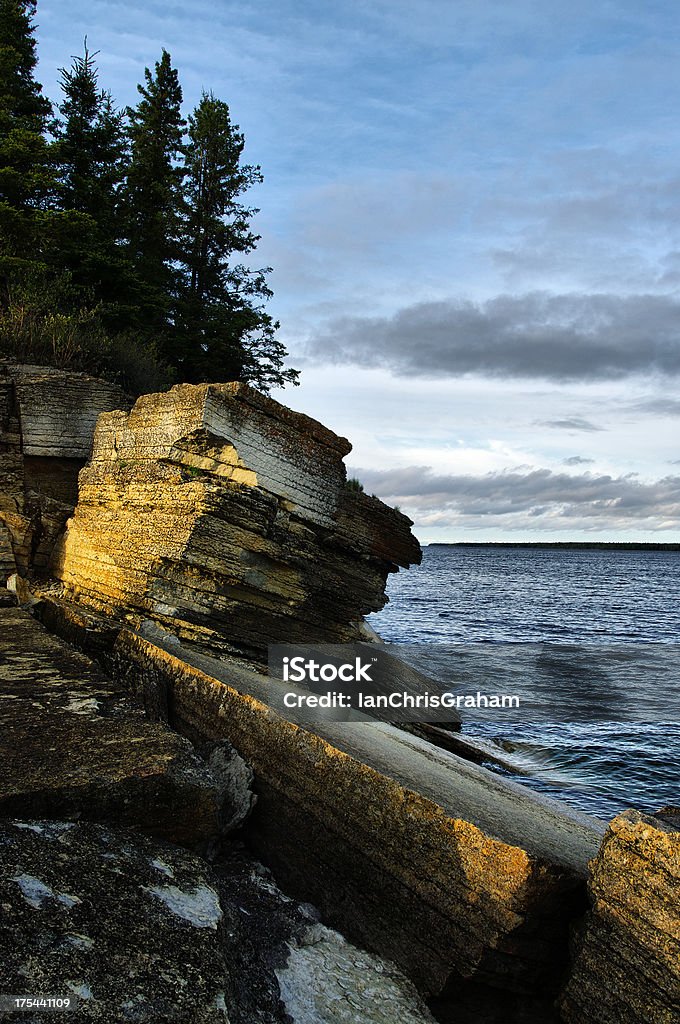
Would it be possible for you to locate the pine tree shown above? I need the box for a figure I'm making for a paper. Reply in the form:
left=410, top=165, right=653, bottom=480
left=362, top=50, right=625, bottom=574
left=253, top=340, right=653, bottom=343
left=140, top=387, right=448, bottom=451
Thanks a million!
left=0, top=0, right=55, bottom=290
left=123, top=49, right=185, bottom=333
left=175, top=92, right=298, bottom=389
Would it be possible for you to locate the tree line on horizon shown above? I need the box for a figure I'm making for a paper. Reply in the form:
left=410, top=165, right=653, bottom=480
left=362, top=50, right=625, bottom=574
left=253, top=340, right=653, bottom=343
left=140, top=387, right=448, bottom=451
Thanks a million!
left=0, top=0, right=299, bottom=393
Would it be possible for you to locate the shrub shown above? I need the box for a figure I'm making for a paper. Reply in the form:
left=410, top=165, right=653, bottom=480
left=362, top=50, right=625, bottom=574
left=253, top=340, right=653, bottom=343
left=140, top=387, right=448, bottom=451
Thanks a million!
left=345, top=477, right=364, bottom=492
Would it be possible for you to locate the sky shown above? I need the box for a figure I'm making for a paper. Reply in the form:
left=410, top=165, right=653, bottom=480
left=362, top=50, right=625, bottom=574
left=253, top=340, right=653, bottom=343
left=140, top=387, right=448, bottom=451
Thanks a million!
left=34, top=0, right=680, bottom=542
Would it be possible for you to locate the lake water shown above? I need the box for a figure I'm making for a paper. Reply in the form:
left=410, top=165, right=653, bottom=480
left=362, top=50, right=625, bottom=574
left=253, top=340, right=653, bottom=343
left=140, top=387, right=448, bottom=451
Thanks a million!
left=369, top=545, right=680, bottom=819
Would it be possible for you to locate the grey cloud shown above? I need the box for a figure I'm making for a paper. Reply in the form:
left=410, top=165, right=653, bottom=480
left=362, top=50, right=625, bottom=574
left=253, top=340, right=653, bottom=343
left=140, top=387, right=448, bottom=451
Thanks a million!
left=305, top=292, right=680, bottom=382
left=563, top=456, right=595, bottom=465
left=539, top=418, right=604, bottom=432
left=350, top=465, right=680, bottom=524
left=631, top=398, right=680, bottom=416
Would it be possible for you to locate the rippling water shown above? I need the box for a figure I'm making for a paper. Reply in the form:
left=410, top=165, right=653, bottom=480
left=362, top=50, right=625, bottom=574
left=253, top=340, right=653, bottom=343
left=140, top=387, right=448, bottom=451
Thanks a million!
left=369, top=545, right=680, bottom=819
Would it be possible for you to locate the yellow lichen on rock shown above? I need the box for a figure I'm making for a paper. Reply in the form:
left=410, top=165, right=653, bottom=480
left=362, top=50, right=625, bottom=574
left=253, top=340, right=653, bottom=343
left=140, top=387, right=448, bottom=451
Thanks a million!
left=560, top=809, right=680, bottom=1024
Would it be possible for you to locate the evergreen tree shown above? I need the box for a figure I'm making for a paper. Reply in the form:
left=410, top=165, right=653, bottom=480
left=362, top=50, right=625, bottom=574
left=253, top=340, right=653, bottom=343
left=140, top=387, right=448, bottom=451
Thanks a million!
left=123, top=49, right=184, bottom=332
left=56, top=43, right=126, bottom=230
left=0, top=0, right=55, bottom=290
left=53, top=43, right=135, bottom=325
left=175, top=92, right=298, bottom=389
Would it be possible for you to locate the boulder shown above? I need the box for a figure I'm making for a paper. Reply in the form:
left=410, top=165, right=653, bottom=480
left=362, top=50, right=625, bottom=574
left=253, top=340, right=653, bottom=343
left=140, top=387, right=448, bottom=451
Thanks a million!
left=51, top=383, right=420, bottom=656
left=559, top=810, right=680, bottom=1023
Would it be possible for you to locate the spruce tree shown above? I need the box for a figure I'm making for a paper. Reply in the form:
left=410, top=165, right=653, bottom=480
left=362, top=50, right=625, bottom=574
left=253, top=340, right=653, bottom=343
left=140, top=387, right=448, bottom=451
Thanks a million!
left=123, top=49, right=184, bottom=333
left=175, top=92, right=298, bottom=389
left=54, top=43, right=134, bottom=325
left=56, top=44, right=126, bottom=229
left=0, top=0, right=55, bottom=290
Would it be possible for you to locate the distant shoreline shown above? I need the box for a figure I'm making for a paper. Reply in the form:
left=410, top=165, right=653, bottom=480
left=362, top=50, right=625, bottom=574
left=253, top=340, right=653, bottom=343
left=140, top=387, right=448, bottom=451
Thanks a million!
left=426, top=541, right=680, bottom=550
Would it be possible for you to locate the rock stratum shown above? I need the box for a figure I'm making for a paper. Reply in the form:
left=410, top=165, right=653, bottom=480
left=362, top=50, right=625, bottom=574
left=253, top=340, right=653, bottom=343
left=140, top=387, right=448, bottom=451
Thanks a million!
left=560, top=810, right=680, bottom=1024
left=1, top=365, right=678, bottom=1023
left=0, top=363, right=129, bottom=579
left=50, top=382, right=420, bottom=657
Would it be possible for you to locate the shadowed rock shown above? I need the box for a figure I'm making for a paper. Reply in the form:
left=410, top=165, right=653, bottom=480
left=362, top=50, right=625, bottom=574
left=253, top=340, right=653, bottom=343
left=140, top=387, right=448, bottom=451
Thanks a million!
left=0, top=820, right=233, bottom=1022
left=0, top=609, right=254, bottom=845
left=0, top=364, right=130, bottom=578
left=0, top=821, right=438, bottom=1024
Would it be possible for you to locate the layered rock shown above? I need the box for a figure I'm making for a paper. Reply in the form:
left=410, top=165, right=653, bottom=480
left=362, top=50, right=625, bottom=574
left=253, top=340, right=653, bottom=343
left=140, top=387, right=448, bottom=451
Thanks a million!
left=559, top=810, right=680, bottom=1024
left=0, top=608, right=254, bottom=845
left=0, top=364, right=129, bottom=577
left=35, top=598, right=599, bottom=1021
left=51, top=383, right=420, bottom=656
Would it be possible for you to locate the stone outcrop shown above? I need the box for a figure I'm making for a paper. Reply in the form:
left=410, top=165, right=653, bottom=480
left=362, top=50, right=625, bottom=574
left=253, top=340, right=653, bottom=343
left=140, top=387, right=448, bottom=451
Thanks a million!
left=0, top=363, right=129, bottom=578
left=3, top=369, right=677, bottom=1022
left=35, top=598, right=602, bottom=1022
left=0, top=608, right=254, bottom=845
left=51, top=382, right=420, bottom=656
left=559, top=810, right=680, bottom=1024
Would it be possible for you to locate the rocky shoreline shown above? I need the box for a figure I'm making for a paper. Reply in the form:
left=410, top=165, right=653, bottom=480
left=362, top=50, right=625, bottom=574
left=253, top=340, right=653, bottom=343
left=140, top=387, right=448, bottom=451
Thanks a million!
left=1, top=363, right=678, bottom=1023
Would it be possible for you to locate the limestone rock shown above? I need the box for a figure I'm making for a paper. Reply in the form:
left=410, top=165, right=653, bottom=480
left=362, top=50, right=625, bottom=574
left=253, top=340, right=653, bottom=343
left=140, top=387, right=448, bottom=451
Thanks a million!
left=0, top=519, right=16, bottom=578
left=38, top=600, right=591, bottom=1016
left=0, top=820, right=232, bottom=1022
left=0, top=820, right=439, bottom=1024
left=559, top=810, right=680, bottom=1024
left=215, top=849, right=435, bottom=1024
left=52, top=383, right=420, bottom=655
left=0, top=608, right=254, bottom=845
left=7, top=572, right=33, bottom=605
left=276, top=924, right=437, bottom=1024
left=0, top=364, right=130, bottom=576
left=8, top=364, right=129, bottom=460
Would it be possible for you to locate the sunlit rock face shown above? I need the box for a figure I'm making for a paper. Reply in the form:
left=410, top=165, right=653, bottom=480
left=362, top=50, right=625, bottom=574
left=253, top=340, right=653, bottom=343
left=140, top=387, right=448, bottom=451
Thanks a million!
left=559, top=809, right=680, bottom=1024
left=51, top=382, right=421, bottom=656
left=0, top=364, right=130, bottom=578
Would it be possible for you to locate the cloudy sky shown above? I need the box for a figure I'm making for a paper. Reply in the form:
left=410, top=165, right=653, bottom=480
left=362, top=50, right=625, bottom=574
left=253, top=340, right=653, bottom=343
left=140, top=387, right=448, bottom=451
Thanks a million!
left=36, top=0, right=680, bottom=541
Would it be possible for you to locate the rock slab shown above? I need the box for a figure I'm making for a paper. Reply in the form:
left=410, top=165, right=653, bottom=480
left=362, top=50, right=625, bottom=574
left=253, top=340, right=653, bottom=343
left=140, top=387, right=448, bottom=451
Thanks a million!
left=51, top=382, right=420, bottom=656
left=559, top=809, right=680, bottom=1024
left=0, top=608, right=253, bottom=845
left=0, top=820, right=232, bottom=1022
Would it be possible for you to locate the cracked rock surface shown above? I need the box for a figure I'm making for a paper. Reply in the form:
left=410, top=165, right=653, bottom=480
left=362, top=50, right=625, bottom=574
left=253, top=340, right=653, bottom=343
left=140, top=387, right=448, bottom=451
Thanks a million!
left=0, top=820, right=232, bottom=1023
left=0, top=608, right=253, bottom=845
